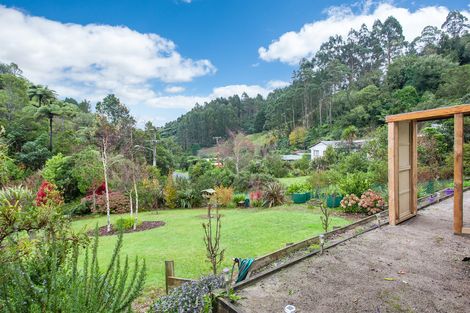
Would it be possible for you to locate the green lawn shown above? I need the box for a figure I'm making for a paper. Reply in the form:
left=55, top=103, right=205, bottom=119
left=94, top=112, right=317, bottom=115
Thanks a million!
left=72, top=206, right=349, bottom=291
left=278, top=175, right=310, bottom=187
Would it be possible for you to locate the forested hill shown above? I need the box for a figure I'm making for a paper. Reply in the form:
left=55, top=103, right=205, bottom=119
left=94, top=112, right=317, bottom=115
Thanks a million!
left=163, top=11, right=470, bottom=151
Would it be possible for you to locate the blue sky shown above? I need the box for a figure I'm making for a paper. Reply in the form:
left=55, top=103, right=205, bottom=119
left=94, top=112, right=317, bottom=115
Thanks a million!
left=0, top=0, right=469, bottom=126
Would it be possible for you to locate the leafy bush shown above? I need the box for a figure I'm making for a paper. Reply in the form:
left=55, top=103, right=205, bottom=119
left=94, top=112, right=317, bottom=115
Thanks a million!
left=115, top=216, right=139, bottom=231
left=140, top=177, right=163, bottom=211
left=287, top=182, right=310, bottom=194
left=63, top=199, right=91, bottom=216
left=338, top=172, right=371, bottom=196
left=214, top=186, right=233, bottom=207
left=232, top=193, right=246, bottom=205
left=36, top=181, right=64, bottom=207
left=233, top=171, right=276, bottom=192
left=0, top=185, right=34, bottom=209
left=164, top=172, right=178, bottom=209
left=42, top=153, right=80, bottom=202
left=0, top=231, right=146, bottom=312
left=263, top=182, right=285, bottom=207
left=85, top=191, right=129, bottom=214
left=359, top=189, right=386, bottom=215
left=151, top=275, right=225, bottom=313
left=340, top=194, right=361, bottom=213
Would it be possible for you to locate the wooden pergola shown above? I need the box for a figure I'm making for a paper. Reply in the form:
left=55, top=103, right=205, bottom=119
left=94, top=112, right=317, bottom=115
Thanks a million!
left=386, top=104, right=470, bottom=235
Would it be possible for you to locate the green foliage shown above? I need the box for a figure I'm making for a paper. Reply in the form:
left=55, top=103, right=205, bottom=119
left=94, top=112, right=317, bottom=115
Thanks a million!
left=17, top=136, right=51, bottom=170
left=338, top=172, right=372, bottom=196
left=262, top=154, right=289, bottom=178
left=163, top=172, right=178, bottom=209
left=334, top=152, right=369, bottom=174
left=42, top=153, right=81, bottom=201
left=287, top=182, right=310, bottom=194
left=71, top=148, right=103, bottom=194
left=0, top=230, right=146, bottom=312
left=115, top=216, right=140, bottom=231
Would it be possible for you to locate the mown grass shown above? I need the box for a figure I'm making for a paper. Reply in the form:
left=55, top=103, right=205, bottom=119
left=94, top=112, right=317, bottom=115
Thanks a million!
left=278, top=175, right=310, bottom=187
left=72, top=205, right=349, bottom=291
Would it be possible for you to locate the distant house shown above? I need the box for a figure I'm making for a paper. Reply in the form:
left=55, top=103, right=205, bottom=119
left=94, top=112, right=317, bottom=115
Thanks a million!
left=309, top=140, right=368, bottom=160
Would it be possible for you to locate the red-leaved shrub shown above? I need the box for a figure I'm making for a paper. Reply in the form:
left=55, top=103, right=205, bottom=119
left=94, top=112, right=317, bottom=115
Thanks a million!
left=83, top=191, right=129, bottom=214
left=36, top=181, right=63, bottom=207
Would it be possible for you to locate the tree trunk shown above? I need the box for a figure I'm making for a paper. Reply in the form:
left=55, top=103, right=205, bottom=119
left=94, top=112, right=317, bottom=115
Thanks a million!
left=102, top=139, right=111, bottom=233
left=133, top=178, right=139, bottom=230
left=129, top=191, right=133, bottom=217
left=48, top=115, right=53, bottom=151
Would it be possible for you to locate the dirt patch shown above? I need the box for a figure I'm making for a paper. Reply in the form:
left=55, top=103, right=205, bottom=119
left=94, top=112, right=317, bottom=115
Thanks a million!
left=235, top=192, right=470, bottom=313
left=90, top=221, right=165, bottom=236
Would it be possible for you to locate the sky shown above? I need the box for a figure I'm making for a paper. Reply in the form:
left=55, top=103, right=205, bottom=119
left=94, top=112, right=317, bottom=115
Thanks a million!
left=0, top=0, right=469, bottom=127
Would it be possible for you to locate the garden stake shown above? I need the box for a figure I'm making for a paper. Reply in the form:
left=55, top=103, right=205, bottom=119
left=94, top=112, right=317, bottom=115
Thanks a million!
left=319, top=234, right=325, bottom=255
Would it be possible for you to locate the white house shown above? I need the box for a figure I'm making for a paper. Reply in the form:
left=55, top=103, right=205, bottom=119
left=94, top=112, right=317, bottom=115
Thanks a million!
left=309, top=140, right=368, bottom=160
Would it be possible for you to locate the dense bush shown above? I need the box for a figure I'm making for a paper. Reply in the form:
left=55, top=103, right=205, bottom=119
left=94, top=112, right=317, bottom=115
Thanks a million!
left=213, top=186, right=233, bottom=207
left=338, top=172, right=371, bottom=196
left=164, top=172, right=178, bottom=209
left=151, top=275, right=225, bottom=313
left=36, top=180, right=64, bottom=207
left=359, top=189, right=385, bottom=215
left=42, top=153, right=81, bottom=202
left=287, top=182, right=310, bottom=194
left=139, top=177, right=163, bottom=210
left=340, top=194, right=361, bottom=213
left=232, top=171, right=275, bottom=192
left=85, top=191, right=129, bottom=214
left=115, top=216, right=139, bottom=231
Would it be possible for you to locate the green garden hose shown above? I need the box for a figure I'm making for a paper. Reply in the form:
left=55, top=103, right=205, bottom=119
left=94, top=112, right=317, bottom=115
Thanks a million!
left=232, top=258, right=254, bottom=283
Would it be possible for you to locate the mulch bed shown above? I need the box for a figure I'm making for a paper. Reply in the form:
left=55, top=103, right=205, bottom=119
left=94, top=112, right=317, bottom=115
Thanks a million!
left=90, top=221, right=165, bottom=236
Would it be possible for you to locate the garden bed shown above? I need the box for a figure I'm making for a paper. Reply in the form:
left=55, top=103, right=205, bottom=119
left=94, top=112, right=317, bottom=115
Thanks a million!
left=91, top=221, right=166, bottom=236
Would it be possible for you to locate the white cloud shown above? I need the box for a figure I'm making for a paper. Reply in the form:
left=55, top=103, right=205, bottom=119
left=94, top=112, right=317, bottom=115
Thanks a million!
left=259, top=2, right=470, bottom=65
left=267, top=80, right=290, bottom=89
left=0, top=5, right=215, bottom=104
left=145, top=80, right=287, bottom=111
left=165, top=86, right=186, bottom=93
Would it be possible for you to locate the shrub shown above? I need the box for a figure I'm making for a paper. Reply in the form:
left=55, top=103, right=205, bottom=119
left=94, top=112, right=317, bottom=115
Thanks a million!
left=0, top=231, right=146, bottom=312
left=115, top=216, right=140, bottom=231
left=340, top=194, right=361, bottom=213
left=85, top=191, right=129, bottom=214
left=232, top=193, right=246, bottom=205
left=338, top=172, right=371, bottom=196
left=359, top=189, right=385, bottom=215
left=214, top=186, right=233, bottom=207
left=287, top=182, right=310, bottom=194
left=233, top=171, right=275, bottom=192
left=151, top=275, right=225, bottom=313
left=164, top=172, right=178, bottom=209
left=263, top=182, right=285, bottom=207
left=140, top=177, right=163, bottom=211
left=0, top=185, right=34, bottom=209
left=42, top=153, right=80, bottom=202
left=36, top=181, right=64, bottom=207
left=63, top=199, right=91, bottom=216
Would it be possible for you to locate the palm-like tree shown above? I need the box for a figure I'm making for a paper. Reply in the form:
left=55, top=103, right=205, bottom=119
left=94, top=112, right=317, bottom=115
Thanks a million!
left=28, top=84, right=60, bottom=151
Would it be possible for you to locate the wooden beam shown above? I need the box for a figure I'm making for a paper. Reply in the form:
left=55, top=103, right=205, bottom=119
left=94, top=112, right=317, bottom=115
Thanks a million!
left=165, top=260, right=175, bottom=294
left=388, top=122, right=399, bottom=226
left=462, top=227, right=470, bottom=235
left=386, top=104, right=470, bottom=123
left=454, top=114, right=464, bottom=235
left=411, top=120, right=418, bottom=215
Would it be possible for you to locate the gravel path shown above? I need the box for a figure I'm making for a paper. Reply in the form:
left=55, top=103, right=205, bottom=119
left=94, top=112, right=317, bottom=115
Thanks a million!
left=236, top=193, right=470, bottom=313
